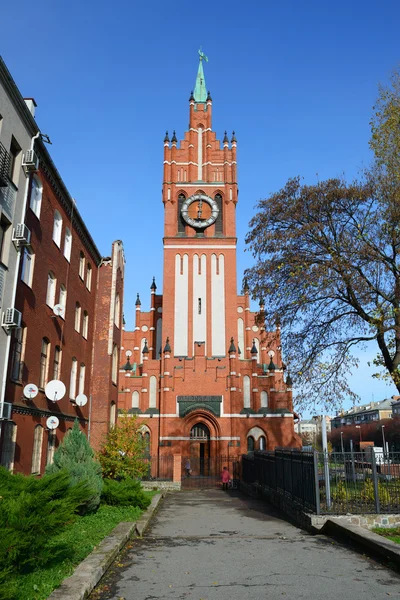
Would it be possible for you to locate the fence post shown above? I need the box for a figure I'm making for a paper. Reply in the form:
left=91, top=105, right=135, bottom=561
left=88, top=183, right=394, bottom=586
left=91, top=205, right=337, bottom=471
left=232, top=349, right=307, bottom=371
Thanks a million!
left=173, top=454, right=182, bottom=484
left=371, top=450, right=380, bottom=514
left=313, top=450, right=321, bottom=515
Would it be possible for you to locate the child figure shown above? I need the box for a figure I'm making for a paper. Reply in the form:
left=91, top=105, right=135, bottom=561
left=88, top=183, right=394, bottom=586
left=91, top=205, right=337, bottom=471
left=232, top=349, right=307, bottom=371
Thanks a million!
left=221, top=466, right=231, bottom=490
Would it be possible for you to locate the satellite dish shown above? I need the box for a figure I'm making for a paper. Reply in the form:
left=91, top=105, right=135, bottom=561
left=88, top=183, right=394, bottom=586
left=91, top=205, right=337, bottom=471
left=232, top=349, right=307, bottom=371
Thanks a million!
left=75, top=393, right=88, bottom=407
left=45, top=380, right=66, bottom=402
left=23, top=383, right=38, bottom=399
left=46, top=415, right=59, bottom=430
left=53, top=304, right=65, bottom=318
left=268, top=350, right=275, bottom=358
left=126, top=350, right=132, bottom=358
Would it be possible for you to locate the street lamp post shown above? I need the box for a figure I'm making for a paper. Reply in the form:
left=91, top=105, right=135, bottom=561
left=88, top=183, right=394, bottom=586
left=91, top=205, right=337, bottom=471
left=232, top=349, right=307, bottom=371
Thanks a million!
left=382, top=425, right=386, bottom=459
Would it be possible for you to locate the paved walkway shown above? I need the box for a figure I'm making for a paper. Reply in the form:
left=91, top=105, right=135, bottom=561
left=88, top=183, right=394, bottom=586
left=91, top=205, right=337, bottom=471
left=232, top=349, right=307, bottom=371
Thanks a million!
left=89, top=490, right=400, bottom=600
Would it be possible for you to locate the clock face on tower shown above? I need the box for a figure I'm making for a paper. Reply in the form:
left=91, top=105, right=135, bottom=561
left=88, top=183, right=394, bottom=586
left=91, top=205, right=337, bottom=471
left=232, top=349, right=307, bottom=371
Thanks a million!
left=181, top=193, right=219, bottom=229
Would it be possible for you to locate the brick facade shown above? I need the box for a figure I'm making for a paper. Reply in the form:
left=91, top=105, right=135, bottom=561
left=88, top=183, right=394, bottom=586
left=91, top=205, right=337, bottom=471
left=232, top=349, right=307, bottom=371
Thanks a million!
left=119, top=60, right=301, bottom=466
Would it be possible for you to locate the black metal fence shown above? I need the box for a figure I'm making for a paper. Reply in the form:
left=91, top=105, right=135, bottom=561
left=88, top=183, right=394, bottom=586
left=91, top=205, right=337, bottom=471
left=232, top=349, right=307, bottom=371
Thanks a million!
left=242, top=449, right=400, bottom=515
left=141, top=455, right=174, bottom=481
left=242, top=449, right=318, bottom=513
left=317, top=450, right=400, bottom=514
left=181, top=455, right=241, bottom=489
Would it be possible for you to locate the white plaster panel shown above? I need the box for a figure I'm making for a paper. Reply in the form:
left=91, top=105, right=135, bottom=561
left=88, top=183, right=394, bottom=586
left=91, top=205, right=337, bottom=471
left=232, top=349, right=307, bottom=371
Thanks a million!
left=193, top=254, right=207, bottom=352
left=211, top=254, right=225, bottom=356
left=243, top=375, right=251, bottom=408
left=238, top=318, right=244, bottom=360
left=174, top=254, right=188, bottom=356
left=149, top=375, right=157, bottom=408
left=132, top=391, right=140, bottom=409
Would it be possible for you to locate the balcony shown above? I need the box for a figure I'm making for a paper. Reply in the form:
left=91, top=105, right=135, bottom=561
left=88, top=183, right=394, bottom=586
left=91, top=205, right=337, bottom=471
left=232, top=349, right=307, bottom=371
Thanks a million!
left=0, top=142, right=11, bottom=187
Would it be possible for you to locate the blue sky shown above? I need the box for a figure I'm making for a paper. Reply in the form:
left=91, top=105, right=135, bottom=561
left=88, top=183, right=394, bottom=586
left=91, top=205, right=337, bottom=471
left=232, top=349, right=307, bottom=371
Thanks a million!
left=2, top=0, right=400, bottom=412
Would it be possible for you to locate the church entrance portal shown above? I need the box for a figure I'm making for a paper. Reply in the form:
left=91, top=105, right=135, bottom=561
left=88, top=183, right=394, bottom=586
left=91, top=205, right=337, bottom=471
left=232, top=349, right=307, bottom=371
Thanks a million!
left=182, top=422, right=240, bottom=489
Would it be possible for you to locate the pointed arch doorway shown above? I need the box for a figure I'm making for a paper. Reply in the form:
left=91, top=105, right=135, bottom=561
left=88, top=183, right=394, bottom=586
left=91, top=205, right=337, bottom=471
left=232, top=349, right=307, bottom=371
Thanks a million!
left=190, top=422, right=210, bottom=476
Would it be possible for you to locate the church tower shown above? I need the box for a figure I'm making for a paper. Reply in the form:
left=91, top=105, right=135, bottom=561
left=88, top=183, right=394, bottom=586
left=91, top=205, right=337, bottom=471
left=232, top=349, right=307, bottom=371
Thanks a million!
left=120, top=53, right=300, bottom=474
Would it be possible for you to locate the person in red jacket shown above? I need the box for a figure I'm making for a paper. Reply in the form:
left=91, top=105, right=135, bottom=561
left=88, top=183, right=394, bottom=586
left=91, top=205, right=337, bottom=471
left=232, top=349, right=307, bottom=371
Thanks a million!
left=221, top=466, right=231, bottom=490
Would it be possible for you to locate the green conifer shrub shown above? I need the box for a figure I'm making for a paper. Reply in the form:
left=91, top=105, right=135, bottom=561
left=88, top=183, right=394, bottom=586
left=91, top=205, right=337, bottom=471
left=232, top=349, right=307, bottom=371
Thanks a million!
left=101, top=478, right=151, bottom=509
left=46, top=420, right=103, bottom=514
left=0, top=468, right=91, bottom=574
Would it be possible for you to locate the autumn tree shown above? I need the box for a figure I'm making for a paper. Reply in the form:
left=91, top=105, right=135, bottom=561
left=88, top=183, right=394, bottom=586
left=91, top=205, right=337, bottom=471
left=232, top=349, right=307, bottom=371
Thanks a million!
left=370, top=67, right=400, bottom=180
left=98, top=412, right=149, bottom=480
left=244, top=170, right=400, bottom=410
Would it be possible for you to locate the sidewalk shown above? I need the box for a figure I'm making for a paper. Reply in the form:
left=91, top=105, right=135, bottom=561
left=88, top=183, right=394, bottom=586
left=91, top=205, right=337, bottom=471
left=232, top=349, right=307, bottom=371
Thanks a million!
left=89, top=490, right=400, bottom=600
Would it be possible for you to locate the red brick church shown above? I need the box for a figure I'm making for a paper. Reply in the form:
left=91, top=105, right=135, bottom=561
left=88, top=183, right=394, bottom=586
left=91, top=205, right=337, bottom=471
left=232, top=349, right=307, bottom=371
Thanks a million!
left=119, top=53, right=300, bottom=470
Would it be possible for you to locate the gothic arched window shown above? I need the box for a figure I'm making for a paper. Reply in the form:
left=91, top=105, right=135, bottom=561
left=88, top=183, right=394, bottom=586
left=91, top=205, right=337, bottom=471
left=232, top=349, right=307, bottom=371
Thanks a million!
left=177, top=193, right=186, bottom=235
left=214, top=193, right=223, bottom=235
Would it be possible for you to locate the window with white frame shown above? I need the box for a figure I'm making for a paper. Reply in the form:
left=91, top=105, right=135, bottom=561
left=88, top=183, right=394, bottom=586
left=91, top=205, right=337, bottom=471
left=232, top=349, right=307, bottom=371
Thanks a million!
left=31, top=425, right=44, bottom=474
left=52, top=345, right=62, bottom=380
left=78, top=363, right=85, bottom=395
left=30, top=175, right=43, bottom=218
left=1, top=422, right=17, bottom=471
left=46, top=430, right=56, bottom=466
left=69, top=357, right=77, bottom=399
left=63, top=227, right=72, bottom=261
left=46, top=271, right=57, bottom=308
left=114, top=293, right=120, bottom=328
left=21, top=247, right=34, bottom=287
left=39, top=338, right=50, bottom=389
left=59, top=284, right=67, bottom=315
left=86, top=264, right=92, bottom=291
left=111, top=344, right=118, bottom=383
left=11, top=326, right=26, bottom=382
left=52, top=210, right=63, bottom=247
left=82, top=311, right=89, bottom=339
left=79, top=251, right=85, bottom=279
left=74, top=302, right=81, bottom=332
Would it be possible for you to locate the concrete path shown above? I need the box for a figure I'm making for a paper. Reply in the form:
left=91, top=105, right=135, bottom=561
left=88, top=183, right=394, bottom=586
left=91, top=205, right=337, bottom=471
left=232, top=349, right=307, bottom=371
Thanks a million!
left=89, top=490, right=400, bottom=600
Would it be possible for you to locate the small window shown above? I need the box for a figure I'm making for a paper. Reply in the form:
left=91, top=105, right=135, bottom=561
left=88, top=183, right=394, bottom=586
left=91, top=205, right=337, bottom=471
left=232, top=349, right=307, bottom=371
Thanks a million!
left=21, top=247, right=34, bottom=287
left=74, top=302, right=81, bottom=332
left=59, top=284, right=67, bottom=315
left=82, top=311, right=89, bottom=339
left=11, top=326, right=26, bottom=382
left=78, top=363, right=85, bottom=395
left=52, top=210, right=62, bottom=247
left=86, top=264, right=92, bottom=291
left=63, top=227, right=72, bottom=261
left=46, top=272, right=57, bottom=308
left=1, top=421, right=17, bottom=471
left=114, top=293, right=120, bottom=328
left=9, top=136, right=21, bottom=186
left=259, top=436, right=266, bottom=451
left=69, top=357, right=77, bottom=399
left=198, top=298, right=201, bottom=315
left=110, top=402, right=116, bottom=427
left=39, top=338, right=50, bottom=389
left=30, top=175, right=43, bottom=218
left=31, top=425, right=44, bottom=474
left=79, top=252, right=85, bottom=279
left=111, top=345, right=118, bottom=384
left=52, top=346, right=62, bottom=380
left=247, top=436, right=255, bottom=453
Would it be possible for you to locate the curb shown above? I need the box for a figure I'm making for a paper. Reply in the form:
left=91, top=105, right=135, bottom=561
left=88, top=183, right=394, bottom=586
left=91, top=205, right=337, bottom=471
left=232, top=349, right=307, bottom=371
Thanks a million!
left=47, top=492, right=164, bottom=600
left=317, top=518, right=400, bottom=570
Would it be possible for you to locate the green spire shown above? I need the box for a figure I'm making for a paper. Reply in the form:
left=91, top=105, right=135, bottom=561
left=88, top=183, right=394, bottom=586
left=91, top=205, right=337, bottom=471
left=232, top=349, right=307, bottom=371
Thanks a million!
left=194, top=48, right=208, bottom=102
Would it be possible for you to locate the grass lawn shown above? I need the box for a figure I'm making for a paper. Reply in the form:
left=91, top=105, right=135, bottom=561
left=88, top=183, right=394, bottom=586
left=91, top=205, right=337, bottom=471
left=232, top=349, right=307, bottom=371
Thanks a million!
left=372, top=527, right=400, bottom=544
left=8, top=503, right=144, bottom=600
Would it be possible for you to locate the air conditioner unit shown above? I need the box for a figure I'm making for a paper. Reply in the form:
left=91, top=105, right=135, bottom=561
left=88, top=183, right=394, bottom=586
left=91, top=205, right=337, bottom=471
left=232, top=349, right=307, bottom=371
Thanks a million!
left=1, top=402, right=12, bottom=420
left=12, top=223, right=31, bottom=245
left=2, top=308, right=22, bottom=328
left=22, top=149, right=39, bottom=172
